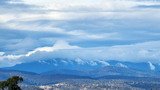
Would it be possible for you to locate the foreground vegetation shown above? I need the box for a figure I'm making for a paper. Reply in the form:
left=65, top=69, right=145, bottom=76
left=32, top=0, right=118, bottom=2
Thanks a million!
left=0, top=76, right=23, bottom=90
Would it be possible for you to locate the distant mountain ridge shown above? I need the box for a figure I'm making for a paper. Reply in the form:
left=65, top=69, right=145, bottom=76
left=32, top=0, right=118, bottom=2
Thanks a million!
left=0, top=69, right=93, bottom=85
left=3, top=58, right=160, bottom=78
left=0, top=68, right=160, bottom=86
left=5, top=58, right=110, bottom=73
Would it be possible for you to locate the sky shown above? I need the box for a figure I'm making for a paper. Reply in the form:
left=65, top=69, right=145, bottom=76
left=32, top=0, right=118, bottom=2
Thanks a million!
left=0, top=0, right=160, bottom=67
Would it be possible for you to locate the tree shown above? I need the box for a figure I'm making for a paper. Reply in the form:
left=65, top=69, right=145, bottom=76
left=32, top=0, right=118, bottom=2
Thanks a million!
left=0, top=76, right=23, bottom=90
left=0, top=81, right=8, bottom=90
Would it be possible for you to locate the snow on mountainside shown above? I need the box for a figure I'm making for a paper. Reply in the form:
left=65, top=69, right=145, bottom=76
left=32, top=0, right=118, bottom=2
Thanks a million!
left=3, top=58, right=160, bottom=77
left=5, top=58, right=111, bottom=73
left=115, top=63, right=128, bottom=68
left=148, top=61, right=155, bottom=70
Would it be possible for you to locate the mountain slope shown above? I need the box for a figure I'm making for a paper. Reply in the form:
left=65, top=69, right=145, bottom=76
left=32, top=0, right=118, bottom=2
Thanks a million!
left=4, top=59, right=160, bottom=77
left=0, top=69, right=92, bottom=85
left=5, top=58, right=109, bottom=73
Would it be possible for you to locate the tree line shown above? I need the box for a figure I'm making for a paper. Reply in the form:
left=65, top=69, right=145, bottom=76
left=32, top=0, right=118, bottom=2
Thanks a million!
left=0, top=76, right=23, bottom=90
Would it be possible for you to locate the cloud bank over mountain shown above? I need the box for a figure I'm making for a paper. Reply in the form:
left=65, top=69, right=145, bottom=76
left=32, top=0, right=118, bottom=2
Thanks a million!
left=0, top=0, right=160, bottom=67
left=0, top=40, right=160, bottom=67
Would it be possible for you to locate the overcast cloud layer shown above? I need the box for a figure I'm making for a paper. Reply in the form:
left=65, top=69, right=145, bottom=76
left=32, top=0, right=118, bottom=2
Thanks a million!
left=0, top=0, right=160, bottom=67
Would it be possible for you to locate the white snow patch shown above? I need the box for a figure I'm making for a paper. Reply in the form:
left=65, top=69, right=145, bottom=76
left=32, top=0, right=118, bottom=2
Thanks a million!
left=98, top=61, right=110, bottom=66
left=75, top=58, right=85, bottom=65
left=148, top=61, right=155, bottom=70
left=116, top=63, right=128, bottom=68
left=88, top=61, right=97, bottom=66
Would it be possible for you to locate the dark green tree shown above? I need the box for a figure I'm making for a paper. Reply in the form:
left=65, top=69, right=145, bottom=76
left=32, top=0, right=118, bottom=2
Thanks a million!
left=0, top=81, right=8, bottom=90
left=0, top=76, right=23, bottom=90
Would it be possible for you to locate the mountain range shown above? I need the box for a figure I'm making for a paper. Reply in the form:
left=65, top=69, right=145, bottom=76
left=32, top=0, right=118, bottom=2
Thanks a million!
left=0, top=58, right=160, bottom=86
left=2, top=58, right=160, bottom=78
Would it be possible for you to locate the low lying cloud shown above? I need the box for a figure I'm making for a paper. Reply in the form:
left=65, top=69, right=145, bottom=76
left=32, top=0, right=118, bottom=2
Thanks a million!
left=0, top=40, right=160, bottom=67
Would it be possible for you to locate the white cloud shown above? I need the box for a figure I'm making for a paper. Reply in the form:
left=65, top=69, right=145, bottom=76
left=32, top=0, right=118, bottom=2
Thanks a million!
left=20, top=0, right=146, bottom=11
left=0, top=52, right=5, bottom=56
left=0, top=14, right=16, bottom=23
left=2, top=0, right=160, bottom=25
left=0, top=40, right=80, bottom=67
left=116, top=63, right=128, bottom=68
left=5, top=38, right=37, bottom=52
left=0, top=40, right=160, bottom=67
left=1, top=0, right=160, bottom=67
left=26, top=40, right=80, bottom=56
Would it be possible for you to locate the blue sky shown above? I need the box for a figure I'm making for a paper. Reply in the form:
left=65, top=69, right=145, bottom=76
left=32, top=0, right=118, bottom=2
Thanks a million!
left=0, top=0, right=160, bottom=67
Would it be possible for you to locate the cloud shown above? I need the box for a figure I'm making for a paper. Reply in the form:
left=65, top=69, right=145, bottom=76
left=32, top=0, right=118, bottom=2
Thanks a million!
left=0, top=52, right=4, bottom=56
left=26, top=40, right=80, bottom=56
left=0, top=40, right=160, bottom=67
left=137, top=4, right=160, bottom=9
left=5, top=38, right=38, bottom=54
left=0, top=0, right=43, bottom=14
left=1, top=0, right=160, bottom=67
left=25, top=40, right=160, bottom=63
left=0, top=28, right=72, bottom=54
left=0, top=40, right=81, bottom=67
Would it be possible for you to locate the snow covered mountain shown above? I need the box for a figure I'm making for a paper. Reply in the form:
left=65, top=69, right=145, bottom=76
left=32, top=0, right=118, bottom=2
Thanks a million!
left=4, top=58, right=160, bottom=77
left=5, top=58, right=110, bottom=73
